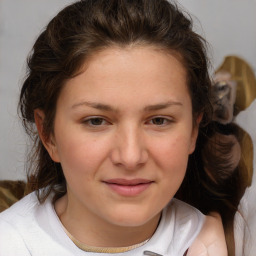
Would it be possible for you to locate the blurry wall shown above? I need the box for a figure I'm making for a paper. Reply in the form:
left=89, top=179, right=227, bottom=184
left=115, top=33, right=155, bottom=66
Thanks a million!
left=179, top=0, right=256, bottom=72
left=0, top=0, right=75, bottom=180
left=0, top=0, right=255, bottom=180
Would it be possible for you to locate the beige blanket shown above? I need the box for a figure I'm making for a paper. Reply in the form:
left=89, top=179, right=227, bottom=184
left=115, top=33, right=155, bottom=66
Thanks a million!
left=0, top=180, right=26, bottom=212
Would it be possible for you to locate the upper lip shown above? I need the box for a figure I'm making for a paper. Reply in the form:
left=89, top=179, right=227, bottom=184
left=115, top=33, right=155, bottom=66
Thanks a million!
left=103, top=179, right=153, bottom=185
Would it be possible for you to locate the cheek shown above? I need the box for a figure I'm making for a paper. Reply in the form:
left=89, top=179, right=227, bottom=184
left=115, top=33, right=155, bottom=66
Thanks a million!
left=56, top=134, right=110, bottom=176
left=153, top=133, right=192, bottom=173
left=158, top=132, right=192, bottom=156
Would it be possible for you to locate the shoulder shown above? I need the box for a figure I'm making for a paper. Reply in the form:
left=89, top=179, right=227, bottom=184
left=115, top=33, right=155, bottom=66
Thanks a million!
left=0, top=192, right=40, bottom=255
left=0, top=191, right=39, bottom=215
left=187, top=212, right=228, bottom=256
left=0, top=219, right=31, bottom=255
left=136, top=199, right=205, bottom=255
left=0, top=192, right=40, bottom=226
left=164, top=199, right=205, bottom=254
left=0, top=192, right=80, bottom=255
left=167, top=198, right=205, bottom=226
left=165, top=201, right=227, bottom=256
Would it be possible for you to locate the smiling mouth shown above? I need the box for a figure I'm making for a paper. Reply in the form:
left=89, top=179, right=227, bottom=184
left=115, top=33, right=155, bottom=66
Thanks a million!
left=103, top=179, right=153, bottom=196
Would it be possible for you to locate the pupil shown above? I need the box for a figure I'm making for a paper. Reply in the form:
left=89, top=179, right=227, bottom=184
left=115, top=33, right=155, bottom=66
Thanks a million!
left=91, top=118, right=103, bottom=125
left=153, top=118, right=164, bottom=125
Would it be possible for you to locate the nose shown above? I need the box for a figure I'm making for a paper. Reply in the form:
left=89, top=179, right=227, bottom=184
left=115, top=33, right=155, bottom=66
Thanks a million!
left=110, top=125, right=148, bottom=170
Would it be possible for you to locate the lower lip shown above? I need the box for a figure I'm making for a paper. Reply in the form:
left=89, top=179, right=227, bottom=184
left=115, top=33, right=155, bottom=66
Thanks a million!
left=104, top=182, right=152, bottom=196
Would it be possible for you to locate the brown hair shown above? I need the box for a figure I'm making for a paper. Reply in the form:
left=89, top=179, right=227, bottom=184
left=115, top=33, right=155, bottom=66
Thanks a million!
left=19, top=1, right=246, bottom=254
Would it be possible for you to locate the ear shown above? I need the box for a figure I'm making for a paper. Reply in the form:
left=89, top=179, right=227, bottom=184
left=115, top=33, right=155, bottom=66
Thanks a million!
left=189, top=113, right=203, bottom=154
left=34, top=109, right=60, bottom=163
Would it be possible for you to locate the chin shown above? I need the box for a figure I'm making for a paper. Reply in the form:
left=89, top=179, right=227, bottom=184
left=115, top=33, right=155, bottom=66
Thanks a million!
left=106, top=209, right=158, bottom=228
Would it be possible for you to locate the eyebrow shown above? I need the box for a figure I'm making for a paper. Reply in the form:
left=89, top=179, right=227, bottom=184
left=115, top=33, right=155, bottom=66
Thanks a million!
left=143, top=101, right=183, bottom=111
left=72, top=101, right=114, bottom=111
left=71, top=100, right=182, bottom=112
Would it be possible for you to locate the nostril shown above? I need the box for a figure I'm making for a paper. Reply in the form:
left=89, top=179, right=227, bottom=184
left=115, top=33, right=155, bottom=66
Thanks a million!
left=109, top=130, right=149, bottom=169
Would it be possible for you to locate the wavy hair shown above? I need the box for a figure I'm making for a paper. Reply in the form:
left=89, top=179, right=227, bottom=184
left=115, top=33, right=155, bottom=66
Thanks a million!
left=19, top=1, right=247, bottom=254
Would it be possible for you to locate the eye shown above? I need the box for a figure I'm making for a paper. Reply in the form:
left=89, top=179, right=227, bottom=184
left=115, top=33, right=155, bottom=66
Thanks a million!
left=82, top=117, right=109, bottom=126
left=148, top=117, right=173, bottom=126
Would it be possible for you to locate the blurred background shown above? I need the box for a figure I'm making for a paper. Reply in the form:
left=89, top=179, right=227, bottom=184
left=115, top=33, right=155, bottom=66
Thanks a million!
left=0, top=0, right=256, bottom=180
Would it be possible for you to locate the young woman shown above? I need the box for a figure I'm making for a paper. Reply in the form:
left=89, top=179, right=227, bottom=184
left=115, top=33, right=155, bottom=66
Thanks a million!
left=0, top=0, right=245, bottom=255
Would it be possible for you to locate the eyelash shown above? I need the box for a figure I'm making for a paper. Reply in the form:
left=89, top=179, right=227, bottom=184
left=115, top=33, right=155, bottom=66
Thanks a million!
left=82, top=117, right=110, bottom=127
left=82, top=116, right=173, bottom=128
left=146, top=116, right=173, bottom=126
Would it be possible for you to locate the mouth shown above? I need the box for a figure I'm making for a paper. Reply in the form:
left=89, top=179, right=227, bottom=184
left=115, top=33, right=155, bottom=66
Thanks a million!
left=103, top=179, right=154, bottom=197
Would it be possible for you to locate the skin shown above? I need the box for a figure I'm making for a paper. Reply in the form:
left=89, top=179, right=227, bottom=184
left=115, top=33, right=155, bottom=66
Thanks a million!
left=35, top=46, right=201, bottom=247
left=188, top=213, right=227, bottom=256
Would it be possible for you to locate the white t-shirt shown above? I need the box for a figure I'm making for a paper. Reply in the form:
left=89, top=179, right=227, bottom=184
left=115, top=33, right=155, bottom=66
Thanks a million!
left=0, top=192, right=204, bottom=256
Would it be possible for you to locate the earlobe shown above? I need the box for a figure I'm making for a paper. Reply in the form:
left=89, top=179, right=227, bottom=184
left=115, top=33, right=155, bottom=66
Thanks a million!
left=34, top=109, right=60, bottom=163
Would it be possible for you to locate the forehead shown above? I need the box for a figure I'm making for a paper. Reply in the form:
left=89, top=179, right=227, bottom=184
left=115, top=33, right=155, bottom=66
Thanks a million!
left=75, top=45, right=187, bottom=81
left=59, top=46, right=190, bottom=109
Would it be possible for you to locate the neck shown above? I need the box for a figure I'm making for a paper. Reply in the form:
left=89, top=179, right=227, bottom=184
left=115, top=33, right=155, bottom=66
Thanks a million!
left=55, top=193, right=161, bottom=247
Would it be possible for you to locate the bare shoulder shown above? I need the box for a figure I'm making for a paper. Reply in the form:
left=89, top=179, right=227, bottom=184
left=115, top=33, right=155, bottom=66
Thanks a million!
left=187, top=212, right=228, bottom=256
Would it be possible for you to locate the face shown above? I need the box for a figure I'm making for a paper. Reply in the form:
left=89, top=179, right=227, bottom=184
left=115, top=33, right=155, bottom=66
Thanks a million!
left=38, top=46, right=199, bottom=234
